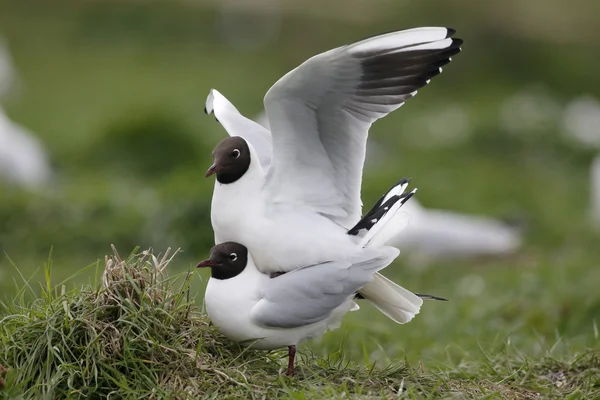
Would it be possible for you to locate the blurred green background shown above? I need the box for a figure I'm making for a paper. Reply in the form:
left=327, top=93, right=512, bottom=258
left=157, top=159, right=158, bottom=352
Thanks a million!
left=0, top=0, right=599, bottom=366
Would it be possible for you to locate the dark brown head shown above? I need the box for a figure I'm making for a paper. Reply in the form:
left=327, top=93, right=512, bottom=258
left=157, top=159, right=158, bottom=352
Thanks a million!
left=205, top=136, right=251, bottom=184
left=196, top=242, right=248, bottom=280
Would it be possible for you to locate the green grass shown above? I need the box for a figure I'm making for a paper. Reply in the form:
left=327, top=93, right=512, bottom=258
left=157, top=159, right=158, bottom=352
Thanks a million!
left=1, top=249, right=598, bottom=399
left=0, top=0, right=600, bottom=398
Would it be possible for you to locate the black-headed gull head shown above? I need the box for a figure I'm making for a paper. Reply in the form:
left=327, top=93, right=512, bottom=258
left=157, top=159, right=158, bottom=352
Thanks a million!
left=197, top=242, right=249, bottom=280
left=206, top=136, right=251, bottom=184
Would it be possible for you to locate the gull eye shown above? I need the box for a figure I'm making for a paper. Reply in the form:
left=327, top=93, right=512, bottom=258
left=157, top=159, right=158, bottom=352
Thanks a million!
left=231, top=149, right=241, bottom=159
left=229, top=253, right=238, bottom=261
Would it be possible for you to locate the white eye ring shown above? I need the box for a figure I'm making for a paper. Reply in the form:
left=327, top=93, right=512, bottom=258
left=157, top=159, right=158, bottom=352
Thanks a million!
left=229, top=253, right=238, bottom=261
left=232, top=149, right=241, bottom=159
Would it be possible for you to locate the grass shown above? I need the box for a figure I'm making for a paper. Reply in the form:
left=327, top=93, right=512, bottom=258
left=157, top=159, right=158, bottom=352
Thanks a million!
left=1, top=249, right=598, bottom=399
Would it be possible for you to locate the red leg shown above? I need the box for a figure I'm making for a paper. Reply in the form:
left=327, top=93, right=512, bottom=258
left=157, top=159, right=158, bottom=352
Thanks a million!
left=286, top=345, right=296, bottom=376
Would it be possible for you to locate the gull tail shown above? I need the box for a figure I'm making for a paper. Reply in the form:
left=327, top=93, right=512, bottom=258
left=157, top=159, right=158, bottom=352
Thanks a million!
left=349, top=178, right=444, bottom=324
left=358, top=273, right=423, bottom=323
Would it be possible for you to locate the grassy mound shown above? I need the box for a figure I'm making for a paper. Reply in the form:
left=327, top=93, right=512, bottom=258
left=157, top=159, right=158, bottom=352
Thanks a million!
left=0, top=248, right=429, bottom=399
left=0, top=248, right=598, bottom=399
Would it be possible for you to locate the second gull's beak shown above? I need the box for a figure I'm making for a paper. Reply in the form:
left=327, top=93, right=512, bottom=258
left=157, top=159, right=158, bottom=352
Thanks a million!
left=196, top=259, right=220, bottom=268
left=205, top=164, right=218, bottom=178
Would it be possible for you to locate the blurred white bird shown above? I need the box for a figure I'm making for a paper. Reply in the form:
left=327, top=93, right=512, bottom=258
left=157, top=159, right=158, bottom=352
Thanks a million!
left=562, top=96, right=600, bottom=149
left=0, top=36, right=16, bottom=99
left=253, top=112, right=522, bottom=262
left=0, top=107, right=52, bottom=189
left=390, top=200, right=521, bottom=262
left=591, top=156, right=600, bottom=230
left=0, top=36, right=52, bottom=189
left=562, top=95, right=600, bottom=230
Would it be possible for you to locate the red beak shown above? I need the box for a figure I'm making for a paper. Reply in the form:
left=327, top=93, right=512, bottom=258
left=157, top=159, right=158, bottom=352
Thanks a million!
left=196, top=259, right=220, bottom=268
left=205, top=164, right=218, bottom=178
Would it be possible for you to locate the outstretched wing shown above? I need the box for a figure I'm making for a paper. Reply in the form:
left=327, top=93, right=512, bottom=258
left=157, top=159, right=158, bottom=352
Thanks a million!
left=263, top=27, right=462, bottom=227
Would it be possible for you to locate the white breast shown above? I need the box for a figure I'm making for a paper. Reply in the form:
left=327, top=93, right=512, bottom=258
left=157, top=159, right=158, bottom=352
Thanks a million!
left=210, top=140, right=361, bottom=273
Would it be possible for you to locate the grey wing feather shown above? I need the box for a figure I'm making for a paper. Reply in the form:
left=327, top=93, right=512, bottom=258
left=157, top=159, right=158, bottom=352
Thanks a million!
left=250, top=247, right=399, bottom=328
left=264, top=27, right=462, bottom=228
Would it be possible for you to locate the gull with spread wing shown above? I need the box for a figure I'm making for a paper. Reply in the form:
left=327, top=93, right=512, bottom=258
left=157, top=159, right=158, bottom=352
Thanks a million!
left=204, top=27, right=461, bottom=323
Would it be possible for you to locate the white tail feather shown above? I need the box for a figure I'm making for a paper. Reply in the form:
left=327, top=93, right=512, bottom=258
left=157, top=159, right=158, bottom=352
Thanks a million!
left=358, top=273, right=423, bottom=324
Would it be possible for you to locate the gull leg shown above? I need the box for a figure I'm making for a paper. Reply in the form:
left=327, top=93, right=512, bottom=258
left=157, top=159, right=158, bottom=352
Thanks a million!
left=286, top=345, right=296, bottom=376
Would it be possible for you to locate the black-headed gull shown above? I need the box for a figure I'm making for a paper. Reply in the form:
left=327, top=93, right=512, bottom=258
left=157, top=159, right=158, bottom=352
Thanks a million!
left=198, top=242, right=397, bottom=376
left=204, top=27, right=460, bottom=323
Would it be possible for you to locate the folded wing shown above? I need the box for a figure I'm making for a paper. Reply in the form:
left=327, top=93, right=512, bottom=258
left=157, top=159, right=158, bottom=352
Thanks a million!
left=250, top=247, right=399, bottom=328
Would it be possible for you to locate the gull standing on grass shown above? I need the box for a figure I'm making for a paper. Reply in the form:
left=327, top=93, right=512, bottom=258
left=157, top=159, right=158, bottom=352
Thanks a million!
left=204, top=27, right=461, bottom=323
left=198, top=244, right=398, bottom=376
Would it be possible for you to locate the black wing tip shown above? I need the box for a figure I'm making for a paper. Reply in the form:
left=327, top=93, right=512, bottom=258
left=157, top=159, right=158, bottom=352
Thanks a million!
left=400, top=190, right=415, bottom=203
left=348, top=194, right=401, bottom=235
left=348, top=177, right=415, bottom=236
left=451, top=38, right=464, bottom=49
left=397, top=177, right=412, bottom=186
left=203, top=106, right=208, bottom=115
left=416, top=293, right=449, bottom=302
left=445, top=28, right=456, bottom=38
